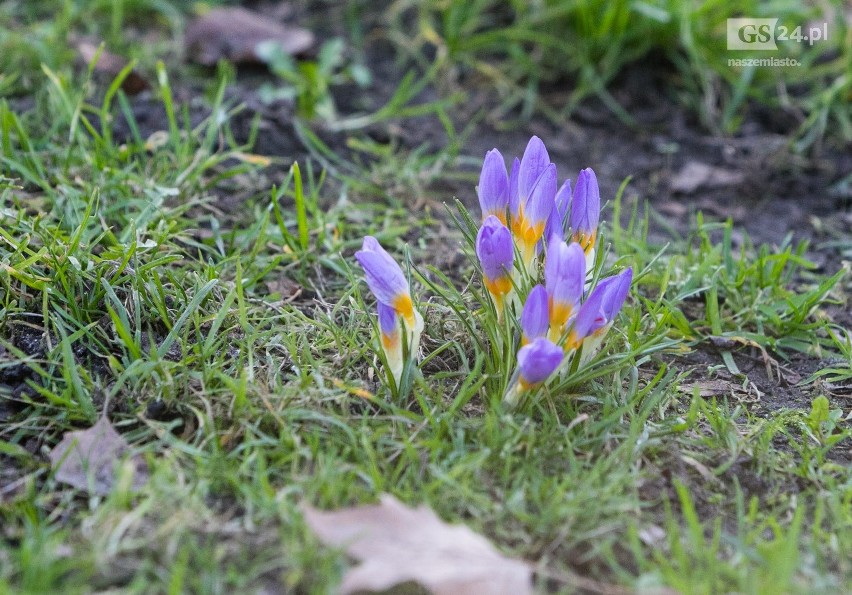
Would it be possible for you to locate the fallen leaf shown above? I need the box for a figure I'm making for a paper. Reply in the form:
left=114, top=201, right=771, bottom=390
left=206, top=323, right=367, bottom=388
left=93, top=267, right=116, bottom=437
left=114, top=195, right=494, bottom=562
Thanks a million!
left=184, top=7, right=314, bottom=66
left=679, top=379, right=737, bottom=397
left=303, top=494, right=533, bottom=595
left=48, top=416, right=149, bottom=495
left=75, top=40, right=149, bottom=95
left=670, top=161, right=745, bottom=194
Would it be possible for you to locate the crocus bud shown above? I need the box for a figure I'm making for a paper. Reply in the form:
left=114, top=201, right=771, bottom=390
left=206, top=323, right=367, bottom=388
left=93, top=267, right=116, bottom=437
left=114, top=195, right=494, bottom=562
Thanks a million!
left=512, top=162, right=556, bottom=269
left=356, top=236, right=424, bottom=386
left=503, top=337, right=563, bottom=407
left=545, top=178, right=572, bottom=244
left=544, top=240, right=586, bottom=342
left=518, top=337, right=564, bottom=389
left=575, top=267, right=632, bottom=364
left=570, top=168, right=600, bottom=267
left=475, top=216, right=514, bottom=314
left=520, top=285, right=549, bottom=345
left=477, top=149, right=509, bottom=225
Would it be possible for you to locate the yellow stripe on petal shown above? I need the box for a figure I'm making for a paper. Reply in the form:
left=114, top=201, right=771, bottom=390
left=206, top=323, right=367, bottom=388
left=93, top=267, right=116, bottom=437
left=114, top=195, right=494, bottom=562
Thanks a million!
left=392, top=293, right=415, bottom=326
left=549, top=301, right=573, bottom=330
left=563, top=330, right=582, bottom=353
left=485, top=275, right=513, bottom=298
left=381, top=331, right=399, bottom=351
left=572, top=230, right=597, bottom=254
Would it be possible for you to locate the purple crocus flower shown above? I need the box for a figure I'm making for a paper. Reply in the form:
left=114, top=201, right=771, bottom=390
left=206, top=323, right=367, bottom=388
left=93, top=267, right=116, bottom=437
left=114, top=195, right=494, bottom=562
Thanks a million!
left=475, top=216, right=514, bottom=311
left=517, top=136, right=550, bottom=203
left=520, top=285, right=549, bottom=345
left=517, top=337, right=563, bottom=390
left=570, top=168, right=601, bottom=257
left=572, top=267, right=632, bottom=363
left=356, top=236, right=424, bottom=386
left=355, top=236, right=416, bottom=328
left=477, top=149, right=509, bottom=225
left=512, top=161, right=557, bottom=267
left=544, top=240, right=586, bottom=340
left=589, top=267, right=633, bottom=335
left=545, top=179, right=572, bottom=243
left=563, top=285, right=606, bottom=353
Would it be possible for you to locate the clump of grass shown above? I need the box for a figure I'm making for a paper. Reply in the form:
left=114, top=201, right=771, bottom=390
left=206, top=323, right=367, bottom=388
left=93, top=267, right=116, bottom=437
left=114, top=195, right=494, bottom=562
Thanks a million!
left=390, top=0, right=850, bottom=149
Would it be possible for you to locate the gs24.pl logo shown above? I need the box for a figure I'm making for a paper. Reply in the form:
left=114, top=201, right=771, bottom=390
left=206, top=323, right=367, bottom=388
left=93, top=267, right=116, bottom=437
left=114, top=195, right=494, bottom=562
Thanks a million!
left=727, top=18, right=829, bottom=50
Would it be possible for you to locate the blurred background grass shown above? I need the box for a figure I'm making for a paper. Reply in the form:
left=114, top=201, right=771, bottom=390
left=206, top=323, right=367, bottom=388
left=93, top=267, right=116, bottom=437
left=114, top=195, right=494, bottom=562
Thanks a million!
left=2, top=1, right=849, bottom=152
left=389, top=0, right=849, bottom=149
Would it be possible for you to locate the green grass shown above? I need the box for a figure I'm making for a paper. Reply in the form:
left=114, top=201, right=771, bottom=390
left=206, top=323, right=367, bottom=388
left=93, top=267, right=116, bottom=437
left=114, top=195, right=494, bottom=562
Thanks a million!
left=1, top=2, right=851, bottom=593
left=391, top=0, right=850, bottom=150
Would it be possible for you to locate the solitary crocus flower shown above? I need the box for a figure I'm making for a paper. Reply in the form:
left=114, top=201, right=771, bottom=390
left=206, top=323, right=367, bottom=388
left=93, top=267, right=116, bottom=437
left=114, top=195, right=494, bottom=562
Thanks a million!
left=356, top=236, right=424, bottom=386
left=512, top=162, right=557, bottom=269
left=478, top=149, right=509, bottom=224
left=476, top=216, right=514, bottom=315
left=570, top=168, right=600, bottom=267
left=544, top=240, right=586, bottom=341
left=545, top=179, right=572, bottom=244
left=503, top=337, right=564, bottom=407
left=520, top=285, right=549, bottom=345
left=356, top=237, right=416, bottom=327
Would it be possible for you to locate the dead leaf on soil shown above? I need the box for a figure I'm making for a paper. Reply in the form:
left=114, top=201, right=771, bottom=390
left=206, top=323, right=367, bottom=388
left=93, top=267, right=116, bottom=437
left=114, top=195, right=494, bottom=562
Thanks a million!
left=670, top=161, right=745, bottom=194
left=184, top=7, right=314, bottom=66
left=679, top=379, right=761, bottom=403
left=48, top=416, right=149, bottom=496
left=75, top=40, right=149, bottom=95
left=679, top=379, right=740, bottom=398
left=303, top=494, right=533, bottom=595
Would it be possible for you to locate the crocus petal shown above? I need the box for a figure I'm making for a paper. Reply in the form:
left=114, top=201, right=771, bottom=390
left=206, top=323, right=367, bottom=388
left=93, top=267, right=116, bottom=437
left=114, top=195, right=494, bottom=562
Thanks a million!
left=476, top=216, right=514, bottom=285
left=564, top=286, right=606, bottom=352
left=520, top=285, right=549, bottom=344
left=476, top=216, right=514, bottom=312
left=377, top=302, right=403, bottom=384
left=508, top=157, right=520, bottom=219
left=378, top=301, right=398, bottom=338
left=546, top=179, right=572, bottom=244
left=593, top=267, right=633, bottom=330
left=545, top=241, right=586, bottom=338
left=355, top=236, right=414, bottom=324
left=518, top=337, right=563, bottom=388
left=518, top=136, right=550, bottom=202
left=513, top=164, right=557, bottom=267
left=526, top=163, right=557, bottom=229
left=477, top=149, right=509, bottom=224
left=570, top=168, right=600, bottom=252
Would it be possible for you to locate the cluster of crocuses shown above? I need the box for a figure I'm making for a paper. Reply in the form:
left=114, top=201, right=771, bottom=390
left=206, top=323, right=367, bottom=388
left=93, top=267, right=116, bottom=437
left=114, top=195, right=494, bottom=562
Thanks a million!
left=356, top=136, right=632, bottom=406
left=477, top=136, right=632, bottom=405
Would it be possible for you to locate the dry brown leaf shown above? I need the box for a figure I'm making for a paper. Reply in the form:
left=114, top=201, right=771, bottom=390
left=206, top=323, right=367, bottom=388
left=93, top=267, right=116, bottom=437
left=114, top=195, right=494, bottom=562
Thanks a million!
left=48, top=416, right=149, bottom=495
left=184, top=7, right=314, bottom=66
left=679, top=379, right=737, bottom=397
left=670, top=161, right=745, bottom=194
left=75, top=40, right=149, bottom=95
left=303, top=494, right=533, bottom=595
